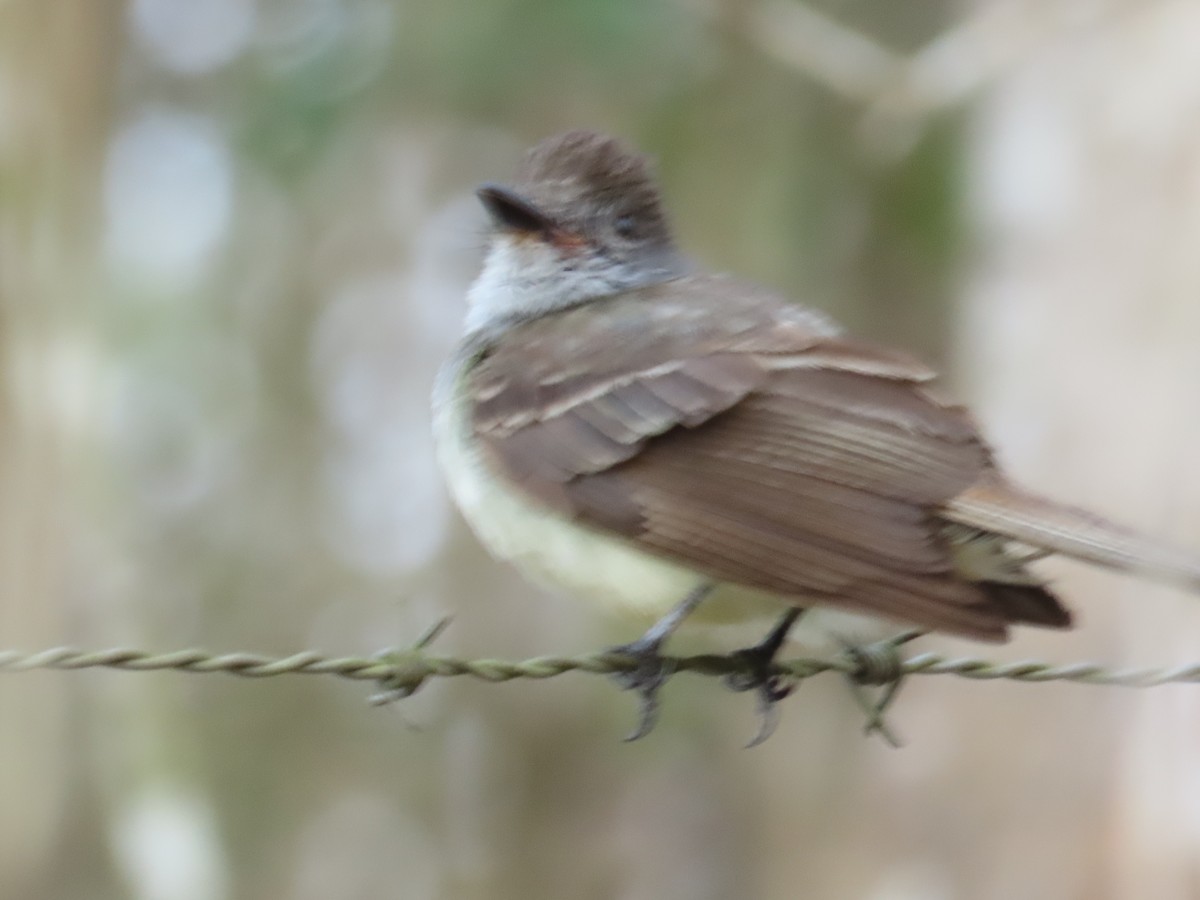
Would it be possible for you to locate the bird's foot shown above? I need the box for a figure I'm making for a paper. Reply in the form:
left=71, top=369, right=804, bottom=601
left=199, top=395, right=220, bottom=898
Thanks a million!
left=607, top=585, right=712, bottom=741
left=724, top=608, right=804, bottom=747
left=608, top=634, right=677, bottom=741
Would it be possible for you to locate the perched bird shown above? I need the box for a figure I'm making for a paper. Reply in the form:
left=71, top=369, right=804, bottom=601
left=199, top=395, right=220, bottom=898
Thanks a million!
left=432, top=130, right=1200, bottom=738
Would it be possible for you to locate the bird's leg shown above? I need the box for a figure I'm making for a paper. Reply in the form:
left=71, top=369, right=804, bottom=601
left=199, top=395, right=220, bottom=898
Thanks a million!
left=725, top=607, right=805, bottom=747
left=609, top=584, right=712, bottom=741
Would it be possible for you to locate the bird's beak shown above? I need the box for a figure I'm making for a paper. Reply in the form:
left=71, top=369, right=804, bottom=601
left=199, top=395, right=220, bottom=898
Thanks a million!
left=476, top=183, right=556, bottom=235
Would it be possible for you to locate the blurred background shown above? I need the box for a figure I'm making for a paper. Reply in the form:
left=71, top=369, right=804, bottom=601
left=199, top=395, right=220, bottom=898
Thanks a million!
left=3, top=0, right=1200, bottom=897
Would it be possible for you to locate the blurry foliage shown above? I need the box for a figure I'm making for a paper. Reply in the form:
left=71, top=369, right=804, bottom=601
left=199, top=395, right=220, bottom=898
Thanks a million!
left=391, top=0, right=700, bottom=117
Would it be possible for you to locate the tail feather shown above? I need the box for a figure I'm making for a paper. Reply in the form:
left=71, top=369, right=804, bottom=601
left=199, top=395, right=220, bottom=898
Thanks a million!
left=944, top=478, right=1200, bottom=593
left=979, top=581, right=1072, bottom=629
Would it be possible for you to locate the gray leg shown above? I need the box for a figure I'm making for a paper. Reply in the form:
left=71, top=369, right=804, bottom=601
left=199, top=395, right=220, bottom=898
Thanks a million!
left=609, top=584, right=712, bottom=741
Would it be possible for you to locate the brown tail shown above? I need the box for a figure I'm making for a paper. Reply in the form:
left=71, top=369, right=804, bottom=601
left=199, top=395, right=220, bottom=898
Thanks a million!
left=980, top=582, right=1073, bottom=629
left=944, top=478, right=1200, bottom=593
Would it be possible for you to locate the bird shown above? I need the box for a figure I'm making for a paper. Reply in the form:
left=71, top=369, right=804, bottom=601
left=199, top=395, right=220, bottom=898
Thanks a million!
left=431, top=129, right=1200, bottom=739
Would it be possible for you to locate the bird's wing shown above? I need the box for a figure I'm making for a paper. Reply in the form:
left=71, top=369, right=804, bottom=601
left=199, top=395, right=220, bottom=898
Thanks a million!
left=469, top=277, right=1054, bottom=639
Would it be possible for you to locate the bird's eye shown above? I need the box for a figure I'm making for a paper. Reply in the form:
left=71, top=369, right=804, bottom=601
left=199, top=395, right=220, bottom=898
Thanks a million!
left=613, top=214, right=638, bottom=238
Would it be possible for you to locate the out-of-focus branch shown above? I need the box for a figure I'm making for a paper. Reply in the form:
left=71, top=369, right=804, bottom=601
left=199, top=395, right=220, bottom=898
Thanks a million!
left=685, top=0, right=1110, bottom=159
left=743, top=0, right=900, bottom=103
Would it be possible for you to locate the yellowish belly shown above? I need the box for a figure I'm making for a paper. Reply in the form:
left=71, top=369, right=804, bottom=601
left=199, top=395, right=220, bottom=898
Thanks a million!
left=431, top=375, right=780, bottom=627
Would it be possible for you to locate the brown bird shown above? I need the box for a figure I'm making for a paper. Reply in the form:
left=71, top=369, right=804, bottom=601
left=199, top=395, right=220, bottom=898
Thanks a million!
left=432, top=130, right=1200, bottom=738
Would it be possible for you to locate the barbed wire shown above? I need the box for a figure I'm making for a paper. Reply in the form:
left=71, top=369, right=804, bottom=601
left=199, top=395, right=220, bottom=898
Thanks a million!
left=4, top=631, right=1200, bottom=706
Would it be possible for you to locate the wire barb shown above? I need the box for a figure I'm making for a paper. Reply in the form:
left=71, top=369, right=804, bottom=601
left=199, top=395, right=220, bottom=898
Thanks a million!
left=838, top=631, right=923, bottom=746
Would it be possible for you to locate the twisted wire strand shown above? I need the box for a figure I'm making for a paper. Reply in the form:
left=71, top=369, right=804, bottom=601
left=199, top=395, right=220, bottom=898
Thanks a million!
left=3, top=643, right=1200, bottom=697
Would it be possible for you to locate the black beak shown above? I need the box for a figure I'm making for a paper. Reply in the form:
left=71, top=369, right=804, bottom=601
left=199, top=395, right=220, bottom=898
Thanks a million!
left=476, top=183, right=555, bottom=234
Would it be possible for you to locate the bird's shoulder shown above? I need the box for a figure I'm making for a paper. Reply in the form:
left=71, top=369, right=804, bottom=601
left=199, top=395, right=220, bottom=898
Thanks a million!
left=469, top=273, right=952, bottom=437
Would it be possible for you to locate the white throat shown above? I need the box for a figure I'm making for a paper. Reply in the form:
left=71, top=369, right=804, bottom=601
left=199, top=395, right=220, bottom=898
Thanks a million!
left=465, top=235, right=681, bottom=333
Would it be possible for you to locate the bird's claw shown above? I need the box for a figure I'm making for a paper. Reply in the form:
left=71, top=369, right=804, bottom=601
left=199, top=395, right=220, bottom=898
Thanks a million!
left=608, top=638, right=676, bottom=741
left=736, top=668, right=796, bottom=748
left=724, top=608, right=804, bottom=747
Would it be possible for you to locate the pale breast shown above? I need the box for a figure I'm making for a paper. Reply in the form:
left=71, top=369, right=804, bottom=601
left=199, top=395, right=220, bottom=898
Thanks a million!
left=433, top=351, right=786, bottom=626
